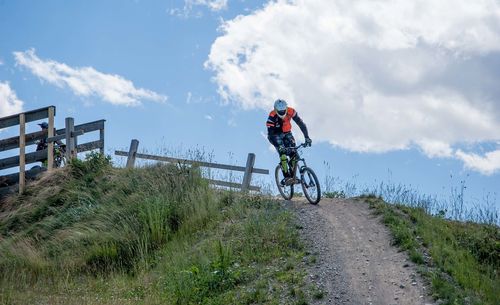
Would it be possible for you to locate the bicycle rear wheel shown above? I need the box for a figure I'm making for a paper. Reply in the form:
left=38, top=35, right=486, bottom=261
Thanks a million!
left=275, top=165, right=294, bottom=200
left=300, top=166, right=321, bottom=204
left=54, top=150, right=67, bottom=168
left=55, top=155, right=67, bottom=168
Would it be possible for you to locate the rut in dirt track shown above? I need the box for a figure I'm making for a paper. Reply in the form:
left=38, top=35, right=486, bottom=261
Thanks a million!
left=291, top=198, right=434, bottom=305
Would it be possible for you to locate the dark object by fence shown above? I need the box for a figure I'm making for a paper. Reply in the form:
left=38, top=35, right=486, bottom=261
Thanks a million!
left=115, top=139, right=269, bottom=192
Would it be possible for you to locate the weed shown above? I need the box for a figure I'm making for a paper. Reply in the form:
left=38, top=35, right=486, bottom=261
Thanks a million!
left=324, top=190, right=346, bottom=198
left=311, top=287, right=325, bottom=299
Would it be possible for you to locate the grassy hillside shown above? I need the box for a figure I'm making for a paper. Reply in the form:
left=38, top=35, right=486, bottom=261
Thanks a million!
left=360, top=195, right=500, bottom=305
left=0, top=153, right=320, bottom=305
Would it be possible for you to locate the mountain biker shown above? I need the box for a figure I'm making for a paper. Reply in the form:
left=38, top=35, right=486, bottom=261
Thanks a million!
left=36, top=122, right=64, bottom=167
left=266, top=99, right=311, bottom=185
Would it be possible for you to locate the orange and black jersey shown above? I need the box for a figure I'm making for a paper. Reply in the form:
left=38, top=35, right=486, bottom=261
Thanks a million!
left=266, top=107, right=309, bottom=137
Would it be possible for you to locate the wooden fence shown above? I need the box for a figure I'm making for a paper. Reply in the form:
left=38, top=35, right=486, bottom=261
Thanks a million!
left=115, top=139, right=269, bottom=192
left=0, top=106, right=106, bottom=195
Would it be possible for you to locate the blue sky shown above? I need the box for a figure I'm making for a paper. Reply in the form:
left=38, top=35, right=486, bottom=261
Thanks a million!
left=1, top=0, right=499, bottom=212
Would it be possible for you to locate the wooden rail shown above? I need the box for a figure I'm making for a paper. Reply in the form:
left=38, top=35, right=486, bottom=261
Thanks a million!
left=115, top=139, right=269, bottom=192
left=0, top=106, right=106, bottom=195
left=0, top=106, right=55, bottom=194
left=0, top=120, right=105, bottom=154
left=0, top=106, right=56, bottom=129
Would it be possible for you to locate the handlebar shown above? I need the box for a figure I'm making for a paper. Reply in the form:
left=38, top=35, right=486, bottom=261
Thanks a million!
left=281, top=143, right=309, bottom=154
left=292, top=143, right=307, bottom=150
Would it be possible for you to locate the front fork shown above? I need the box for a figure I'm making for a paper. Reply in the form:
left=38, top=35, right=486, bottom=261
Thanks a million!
left=281, top=154, right=306, bottom=182
left=290, top=161, right=305, bottom=183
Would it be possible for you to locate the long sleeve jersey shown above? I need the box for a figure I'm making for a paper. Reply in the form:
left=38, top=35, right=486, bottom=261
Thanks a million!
left=266, top=107, right=309, bottom=138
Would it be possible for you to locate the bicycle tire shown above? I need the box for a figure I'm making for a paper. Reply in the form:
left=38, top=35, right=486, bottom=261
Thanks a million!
left=275, top=165, right=294, bottom=200
left=300, top=166, right=321, bottom=204
left=59, top=156, right=67, bottom=168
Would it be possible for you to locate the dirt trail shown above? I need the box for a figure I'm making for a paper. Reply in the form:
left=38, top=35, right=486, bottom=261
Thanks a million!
left=291, top=198, right=433, bottom=305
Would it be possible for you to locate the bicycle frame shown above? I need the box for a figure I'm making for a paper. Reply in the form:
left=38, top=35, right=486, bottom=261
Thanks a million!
left=286, top=145, right=308, bottom=183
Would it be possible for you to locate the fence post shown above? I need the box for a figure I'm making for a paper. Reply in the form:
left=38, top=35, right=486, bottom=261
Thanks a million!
left=19, top=113, right=26, bottom=194
left=241, top=153, right=256, bottom=192
left=65, top=117, right=76, bottom=160
left=126, top=139, right=139, bottom=168
left=99, top=126, right=105, bottom=154
left=47, top=106, right=55, bottom=171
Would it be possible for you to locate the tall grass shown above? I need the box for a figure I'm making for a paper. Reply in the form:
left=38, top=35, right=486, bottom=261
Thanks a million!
left=0, top=152, right=315, bottom=304
left=322, top=162, right=499, bottom=225
left=0, top=152, right=211, bottom=280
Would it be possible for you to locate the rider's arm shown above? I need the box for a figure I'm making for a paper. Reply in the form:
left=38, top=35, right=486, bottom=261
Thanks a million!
left=266, top=113, right=280, bottom=136
left=292, top=112, right=309, bottom=138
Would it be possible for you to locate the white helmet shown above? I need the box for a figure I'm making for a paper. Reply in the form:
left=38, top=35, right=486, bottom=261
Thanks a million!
left=274, top=99, right=288, bottom=119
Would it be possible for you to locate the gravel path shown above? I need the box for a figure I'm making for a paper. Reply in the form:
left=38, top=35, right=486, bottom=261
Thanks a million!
left=290, top=198, right=434, bottom=305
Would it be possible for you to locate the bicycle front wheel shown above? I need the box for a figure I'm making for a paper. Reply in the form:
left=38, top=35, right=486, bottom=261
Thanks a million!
left=300, top=166, right=321, bottom=204
left=275, top=165, right=294, bottom=200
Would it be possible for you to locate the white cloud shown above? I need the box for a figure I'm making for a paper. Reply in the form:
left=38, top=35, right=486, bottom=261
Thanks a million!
left=204, top=114, right=214, bottom=120
left=191, top=0, right=227, bottom=11
left=170, top=0, right=228, bottom=17
left=0, top=82, right=24, bottom=117
left=186, top=91, right=209, bottom=104
left=206, top=0, right=500, bottom=174
left=14, top=49, right=167, bottom=106
left=0, top=59, right=4, bottom=66
left=417, top=140, right=453, bottom=158
left=456, top=149, right=500, bottom=175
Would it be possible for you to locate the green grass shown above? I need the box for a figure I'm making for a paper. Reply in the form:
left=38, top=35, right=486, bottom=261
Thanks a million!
left=361, top=194, right=500, bottom=305
left=0, top=153, right=317, bottom=305
left=323, top=190, right=346, bottom=199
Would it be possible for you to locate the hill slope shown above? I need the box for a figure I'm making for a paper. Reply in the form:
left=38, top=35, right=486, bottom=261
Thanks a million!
left=0, top=154, right=319, bottom=305
left=1, top=154, right=497, bottom=305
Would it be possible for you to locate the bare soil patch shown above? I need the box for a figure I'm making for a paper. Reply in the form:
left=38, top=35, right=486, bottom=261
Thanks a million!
left=291, top=198, right=434, bottom=305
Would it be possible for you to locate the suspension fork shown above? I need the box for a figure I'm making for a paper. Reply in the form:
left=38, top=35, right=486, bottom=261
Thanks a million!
left=290, top=157, right=300, bottom=178
left=292, top=157, right=308, bottom=179
left=300, top=158, right=308, bottom=169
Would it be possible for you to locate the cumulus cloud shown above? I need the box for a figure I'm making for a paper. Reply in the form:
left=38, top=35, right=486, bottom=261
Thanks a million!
left=0, top=82, right=24, bottom=117
left=456, top=149, right=500, bottom=176
left=14, top=49, right=167, bottom=106
left=206, top=0, right=500, bottom=174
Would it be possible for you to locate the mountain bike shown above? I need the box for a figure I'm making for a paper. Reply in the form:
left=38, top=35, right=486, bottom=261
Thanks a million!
left=274, top=143, right=321, bottom=204
left=36, top=142, right=67, bottom=168
left=53, top=144, right=67, bottom=168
